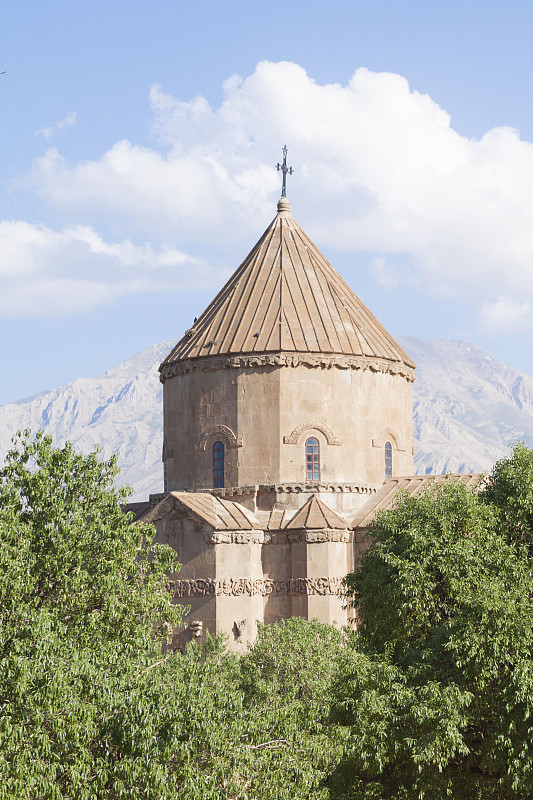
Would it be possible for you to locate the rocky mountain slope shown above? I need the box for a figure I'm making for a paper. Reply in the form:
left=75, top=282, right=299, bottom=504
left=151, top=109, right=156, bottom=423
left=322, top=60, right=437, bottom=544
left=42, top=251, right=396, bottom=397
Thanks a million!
left=399, top=336, right=533, bottom=475
left=0, top=341, right=172, bottom=501
left=1, top=337, right=532, bottom=500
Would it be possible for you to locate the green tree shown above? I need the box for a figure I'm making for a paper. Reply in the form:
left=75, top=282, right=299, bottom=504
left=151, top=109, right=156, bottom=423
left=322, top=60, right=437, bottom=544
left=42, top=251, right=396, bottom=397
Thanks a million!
left=95, top=617, right=347, bottom=800
left=0, top=432, right=347, bottom=799
left=18, top=431, right=533, bottom=799
left=481, top=441, right=533, bottom=550
left=236, top=618, right=348, bottom=798
left=0, top=431, right=183, bottom=799
left=333, top=463, right=533, bottom=800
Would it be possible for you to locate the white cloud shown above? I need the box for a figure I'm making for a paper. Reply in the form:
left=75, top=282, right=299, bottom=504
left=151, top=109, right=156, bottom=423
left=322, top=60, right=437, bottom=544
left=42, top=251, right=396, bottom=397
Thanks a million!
left=36, top=111, right=77, bottom=139
left=14, top=61, right=533, bottom=331
left=0, top=221, right=215, bottom=317
left=370, top=256, right=401, bottom=290
left=478, top=297, right=531, bottom=335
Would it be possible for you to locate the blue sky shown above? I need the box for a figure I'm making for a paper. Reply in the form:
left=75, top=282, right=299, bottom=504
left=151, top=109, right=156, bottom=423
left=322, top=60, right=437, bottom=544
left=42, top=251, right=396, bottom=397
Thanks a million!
left=2, top=0, right=533, bottom=404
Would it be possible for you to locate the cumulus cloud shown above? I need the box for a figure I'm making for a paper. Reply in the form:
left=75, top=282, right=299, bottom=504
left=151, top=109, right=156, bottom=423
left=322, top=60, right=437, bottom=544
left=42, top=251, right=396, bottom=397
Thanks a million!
left=36, top=111, right=77, bottom=139
left=478, top=298, right=531, bottom=335
left=370, top=257, right=402, bottom=290
left=0, top=221, right=214, bottom=317
left=14, top=61, right=533, bottom=332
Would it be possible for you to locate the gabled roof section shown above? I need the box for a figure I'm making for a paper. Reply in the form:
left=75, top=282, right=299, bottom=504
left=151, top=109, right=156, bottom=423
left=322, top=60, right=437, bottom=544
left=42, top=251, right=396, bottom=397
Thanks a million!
left=142, top=492, right=261, bottom=531
left=265, top=508, right=291, bottom=530
left=123, top=501, right=151, bottom=522
left=285, top=496, right=348, bottom=530
left=351, top=473, right=484, bottom=530
left=160, top=199, right=415, bottom=370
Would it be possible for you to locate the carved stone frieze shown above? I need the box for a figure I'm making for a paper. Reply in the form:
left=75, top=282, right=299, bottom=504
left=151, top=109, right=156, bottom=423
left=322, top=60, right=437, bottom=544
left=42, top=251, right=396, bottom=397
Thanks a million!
left=264, top=530, right=352, bottom=544
left=283, top=421, right=342, bottom=446
left=160, top=353, right=416, bottom=383
left=168, top=576, right=345, bottom=598
left=203, top=529, right=352, bottom=544
left=304, top=529, right=351, bottom=543
left=206, top=531, right=265, bottom=545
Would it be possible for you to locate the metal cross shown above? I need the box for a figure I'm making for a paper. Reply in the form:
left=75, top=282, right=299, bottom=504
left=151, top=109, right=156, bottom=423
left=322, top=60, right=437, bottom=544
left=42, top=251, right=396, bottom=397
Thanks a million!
left=276, top=145, right=293, bottom=198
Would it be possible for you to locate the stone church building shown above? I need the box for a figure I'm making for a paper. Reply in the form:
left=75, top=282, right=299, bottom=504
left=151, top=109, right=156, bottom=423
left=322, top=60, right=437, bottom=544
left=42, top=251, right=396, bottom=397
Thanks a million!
left=134, top=188, right=475, bottom=649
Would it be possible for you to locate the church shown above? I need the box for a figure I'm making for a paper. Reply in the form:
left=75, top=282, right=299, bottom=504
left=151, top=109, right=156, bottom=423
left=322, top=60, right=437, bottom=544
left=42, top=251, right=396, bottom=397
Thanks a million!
left=133, top=156, right=475, bottom=649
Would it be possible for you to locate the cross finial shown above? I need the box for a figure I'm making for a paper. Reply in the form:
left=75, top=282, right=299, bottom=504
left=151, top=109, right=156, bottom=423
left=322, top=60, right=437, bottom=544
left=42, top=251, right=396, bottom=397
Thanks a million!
left=276, top=145, right=293, bottom=198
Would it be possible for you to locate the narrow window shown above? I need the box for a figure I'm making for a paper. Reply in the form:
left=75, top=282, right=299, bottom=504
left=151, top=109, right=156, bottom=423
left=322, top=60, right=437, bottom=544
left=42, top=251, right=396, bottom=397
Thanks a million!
left=385, top=441, right=392, bottom=478
left=306, top=437, right=320, bottom=481
left=213, top=441, right=225, bottom=488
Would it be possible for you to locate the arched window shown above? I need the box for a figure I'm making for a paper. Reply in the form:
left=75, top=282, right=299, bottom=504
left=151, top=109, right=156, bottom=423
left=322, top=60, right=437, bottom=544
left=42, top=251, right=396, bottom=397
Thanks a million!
left=306, top=437, right=320, bottom=481
left=213, top=441, right=225, bottom=488
left=385, top=441, right=392, bottom=478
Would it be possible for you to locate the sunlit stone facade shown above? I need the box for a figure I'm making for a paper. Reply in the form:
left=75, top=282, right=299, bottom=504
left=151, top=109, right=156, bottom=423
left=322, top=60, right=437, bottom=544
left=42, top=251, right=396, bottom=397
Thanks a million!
left=141, top=197, right=415, bottom=650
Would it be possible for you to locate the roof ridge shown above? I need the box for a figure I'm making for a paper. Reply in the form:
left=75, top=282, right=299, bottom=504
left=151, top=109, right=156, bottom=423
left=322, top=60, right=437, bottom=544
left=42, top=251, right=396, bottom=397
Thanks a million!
left=285, top=495, right=348, bottom=530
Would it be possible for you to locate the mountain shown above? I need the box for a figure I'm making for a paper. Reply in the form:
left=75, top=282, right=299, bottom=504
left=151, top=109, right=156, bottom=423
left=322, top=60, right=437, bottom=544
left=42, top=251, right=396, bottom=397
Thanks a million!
left=398, top=336, right=533, bottom=475
left=0, top=341, right=172, bottom=501
left=1, top=337, right=532, bottom=500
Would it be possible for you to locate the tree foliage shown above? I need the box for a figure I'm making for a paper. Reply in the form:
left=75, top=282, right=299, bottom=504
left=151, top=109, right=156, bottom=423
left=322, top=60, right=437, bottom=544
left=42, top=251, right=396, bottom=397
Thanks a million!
left=481, top=440, right=533, bottom=549
left=0, top=431, right=183, bottom=799
left=0, top=433, right=346, bottom=799
left=336, top=448, right=533, bottom=799
left=4, top=433, right=533, bottom=799
left=129, top=618, right=347, bottom=800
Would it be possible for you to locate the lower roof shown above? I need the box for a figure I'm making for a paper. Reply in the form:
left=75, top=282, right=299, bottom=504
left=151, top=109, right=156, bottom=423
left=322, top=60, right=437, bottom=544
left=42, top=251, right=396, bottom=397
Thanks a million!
left=129, top=475, right=483, bottom=533
left=350, top=473, right=484, bottom=530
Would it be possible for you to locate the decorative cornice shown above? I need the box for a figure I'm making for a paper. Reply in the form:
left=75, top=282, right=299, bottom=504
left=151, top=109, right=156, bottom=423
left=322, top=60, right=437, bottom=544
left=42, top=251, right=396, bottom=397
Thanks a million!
left=284, top=421, right=341, bottom=445
left=168, top=576, right=344, bottom=598
left=204, top=483, right=378, bottom=497
left=205, top=485, right=258, bottom=497
left=204, top=529, right=353, bottom=545
left=160, top=352, right=416, bottom=383
left=271, top=483, right=378, bottom=495
left=194, top=424, right=242, bottom=452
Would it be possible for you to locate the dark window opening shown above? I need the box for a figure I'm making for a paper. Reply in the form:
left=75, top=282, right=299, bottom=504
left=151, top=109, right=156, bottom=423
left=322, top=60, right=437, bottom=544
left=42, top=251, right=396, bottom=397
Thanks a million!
left=385, top=441, right=392, bottom=478
left=213, top=441, right=225, bottom=488
left=306, top=437, right=320, bottom=481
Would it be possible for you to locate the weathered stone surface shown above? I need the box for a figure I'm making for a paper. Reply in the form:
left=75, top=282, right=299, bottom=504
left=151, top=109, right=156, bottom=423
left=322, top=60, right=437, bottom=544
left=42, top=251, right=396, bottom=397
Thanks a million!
left=168, top=576, right=345, bottom=598
left=149, top=198, right=415, bottom=649
left=162, top=360, right=413, bottom=496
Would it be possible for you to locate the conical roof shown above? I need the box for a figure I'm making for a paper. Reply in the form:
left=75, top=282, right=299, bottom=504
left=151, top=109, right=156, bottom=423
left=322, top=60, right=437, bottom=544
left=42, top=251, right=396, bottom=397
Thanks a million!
left=160, top=198, right=415, bottom=371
